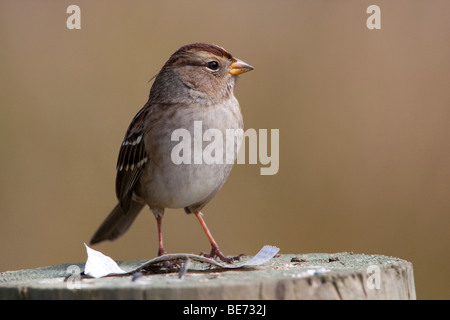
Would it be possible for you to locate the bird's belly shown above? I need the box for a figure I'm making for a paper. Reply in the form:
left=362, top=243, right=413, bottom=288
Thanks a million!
left=142, top=161, right=233, bottom=209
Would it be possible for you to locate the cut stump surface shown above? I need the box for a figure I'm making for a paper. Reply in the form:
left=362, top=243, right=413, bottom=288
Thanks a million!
left=0, top=252, right=416, bottom=299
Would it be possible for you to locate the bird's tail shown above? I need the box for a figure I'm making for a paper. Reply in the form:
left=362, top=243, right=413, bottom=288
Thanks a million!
left=90, top=201, right=145, bottom=245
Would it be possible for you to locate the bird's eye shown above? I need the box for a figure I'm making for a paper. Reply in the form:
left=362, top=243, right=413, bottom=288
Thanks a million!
left=206, top=61, right=219, bottom=71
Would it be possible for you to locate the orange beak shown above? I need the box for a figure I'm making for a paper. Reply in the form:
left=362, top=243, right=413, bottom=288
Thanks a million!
left=229, top=58, right=254, bottom=75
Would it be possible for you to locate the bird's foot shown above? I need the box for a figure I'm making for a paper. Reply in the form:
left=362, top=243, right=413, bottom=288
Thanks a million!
left=156, top=248, right=182, bottom=270
left=201, top=247, right=244, bottom=264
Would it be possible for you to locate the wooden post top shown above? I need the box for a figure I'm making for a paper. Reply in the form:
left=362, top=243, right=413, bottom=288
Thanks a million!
left=0, top=252, right=416, bottom=300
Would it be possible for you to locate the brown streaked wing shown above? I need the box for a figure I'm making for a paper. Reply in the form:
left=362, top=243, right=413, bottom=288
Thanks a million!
left=115, top=106, right=149, bottom=213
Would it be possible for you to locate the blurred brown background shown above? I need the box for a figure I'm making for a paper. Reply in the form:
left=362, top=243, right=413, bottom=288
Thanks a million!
left=1, top=1, right=449, bottom=299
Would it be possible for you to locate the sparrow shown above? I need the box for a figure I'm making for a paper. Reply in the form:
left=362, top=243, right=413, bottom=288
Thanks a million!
left=90, top=43, right=253, bottom=263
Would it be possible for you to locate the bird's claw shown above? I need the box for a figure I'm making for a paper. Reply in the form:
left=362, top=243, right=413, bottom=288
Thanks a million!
left=200, top=248, right=244, bottom=264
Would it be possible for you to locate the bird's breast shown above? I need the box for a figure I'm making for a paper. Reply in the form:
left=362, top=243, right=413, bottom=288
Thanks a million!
left=137, top=97, right=243, bottom=209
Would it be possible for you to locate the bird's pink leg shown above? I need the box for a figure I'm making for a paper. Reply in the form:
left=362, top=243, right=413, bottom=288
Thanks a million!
left=195, top=212, right=240, bottom=263
left=154, top=216, right=183, bottom=269
left=156, top=216, right=167, bottom=256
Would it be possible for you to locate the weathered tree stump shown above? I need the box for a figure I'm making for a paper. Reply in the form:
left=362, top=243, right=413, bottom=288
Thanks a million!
left=0, top=252, right=415, bottom=299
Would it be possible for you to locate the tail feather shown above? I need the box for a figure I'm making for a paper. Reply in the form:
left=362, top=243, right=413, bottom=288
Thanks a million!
left=90, top=201, right=144, bottom=245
